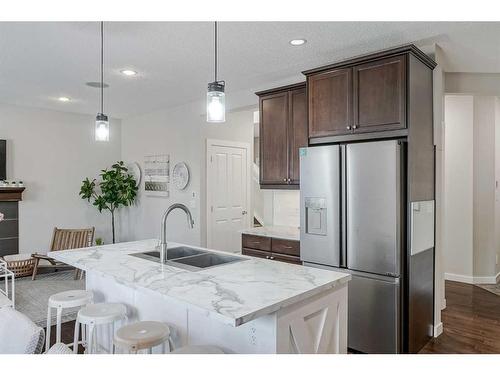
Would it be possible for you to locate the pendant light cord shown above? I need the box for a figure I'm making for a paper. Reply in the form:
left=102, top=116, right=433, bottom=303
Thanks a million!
left=214, top=21, right=218, bottom=83
left=100, top=21, right=104, bottom=114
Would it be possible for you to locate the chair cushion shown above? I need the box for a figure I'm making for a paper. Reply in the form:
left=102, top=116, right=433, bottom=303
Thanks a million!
left=0, top=307, right=45, bottom=354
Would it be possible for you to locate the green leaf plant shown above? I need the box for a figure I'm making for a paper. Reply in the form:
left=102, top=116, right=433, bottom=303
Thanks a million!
left=80, top=161, right=138, bottom=244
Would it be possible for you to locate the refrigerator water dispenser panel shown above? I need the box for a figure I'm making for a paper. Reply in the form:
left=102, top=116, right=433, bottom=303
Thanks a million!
left=305, top=198, right=327, bottom=236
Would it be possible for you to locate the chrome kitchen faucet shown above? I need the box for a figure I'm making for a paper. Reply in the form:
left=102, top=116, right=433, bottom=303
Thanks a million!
left=159, top=203, right=194, bottom=263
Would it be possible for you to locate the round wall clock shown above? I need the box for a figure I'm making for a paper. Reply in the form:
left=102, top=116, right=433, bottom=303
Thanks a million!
left=127, top=162, right=142, bottom=188
left=172, top=162, right=190, bottom=190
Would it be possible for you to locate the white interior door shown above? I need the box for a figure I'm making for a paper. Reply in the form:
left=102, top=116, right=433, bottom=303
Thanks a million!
left=207, top=139, right=251, bottom=253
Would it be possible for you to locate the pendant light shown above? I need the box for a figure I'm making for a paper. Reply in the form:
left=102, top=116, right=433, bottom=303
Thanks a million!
left=206, top=21, right=225, bottom=123
left=95, top=21, right=110, bottom=141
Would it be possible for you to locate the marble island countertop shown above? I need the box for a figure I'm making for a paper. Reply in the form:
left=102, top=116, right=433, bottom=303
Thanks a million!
left=49, top=239, right=349, bottom=327
left=240, top=225, right=300, bottom=241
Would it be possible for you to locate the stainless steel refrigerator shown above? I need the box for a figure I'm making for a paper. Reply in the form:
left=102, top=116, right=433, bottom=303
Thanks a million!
left=300, top=140, right=404, bottom=353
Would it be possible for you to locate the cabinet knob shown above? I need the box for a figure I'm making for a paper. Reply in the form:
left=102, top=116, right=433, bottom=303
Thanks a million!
left=269, top=256, right=275, bottom=260
left=283, top=178, right=287, bottom=182
left=346, top=126, right=351, bottom=130
left=266, top=256, right=270, bottom=259
left=353, top=125, right=358, bottom=130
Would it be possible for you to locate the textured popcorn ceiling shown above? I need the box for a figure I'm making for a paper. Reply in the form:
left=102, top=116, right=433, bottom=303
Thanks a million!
left=0, top=22, right=498, bottom=118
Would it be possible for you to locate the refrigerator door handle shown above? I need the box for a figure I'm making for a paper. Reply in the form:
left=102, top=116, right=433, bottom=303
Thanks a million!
left=340, top=144, right=347, bottom=268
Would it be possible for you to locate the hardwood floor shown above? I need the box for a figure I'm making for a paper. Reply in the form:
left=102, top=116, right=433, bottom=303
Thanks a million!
left=420, top=280, right=500, bottom=353
left=45, top=320, right=84, bottom=353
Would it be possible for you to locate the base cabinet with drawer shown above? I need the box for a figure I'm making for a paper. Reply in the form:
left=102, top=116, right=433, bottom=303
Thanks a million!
left=241, top=234, right=301, bottom=265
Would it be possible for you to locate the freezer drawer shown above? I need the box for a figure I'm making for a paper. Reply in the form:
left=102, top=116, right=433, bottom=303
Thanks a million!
left=346, top=140, right=401, bottom=276
left=349, top=271, right=400, bottom=353
left=304, top=263, right=400, bottom=353
left=300, top=145, right=341, bottom=267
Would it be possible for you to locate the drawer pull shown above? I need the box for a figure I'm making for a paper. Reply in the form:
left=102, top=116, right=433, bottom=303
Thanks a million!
left=269, top=256, right=275, bottom=260
left=281, top=246, right=293, bottom=249
left=265, top=256, right=270, bottom=259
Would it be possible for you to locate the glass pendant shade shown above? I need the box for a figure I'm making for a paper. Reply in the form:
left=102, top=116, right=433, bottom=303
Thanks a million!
left=95, top=113, right=109, bottom=142
left=206, top=81, right=225, bottom=123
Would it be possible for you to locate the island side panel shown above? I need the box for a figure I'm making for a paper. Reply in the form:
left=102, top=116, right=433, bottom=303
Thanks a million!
left=275, top=284, right=348, bottom=354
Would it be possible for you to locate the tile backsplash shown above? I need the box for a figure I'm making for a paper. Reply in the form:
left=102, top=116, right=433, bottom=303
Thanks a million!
left=272, top=190, right=300, bottom=227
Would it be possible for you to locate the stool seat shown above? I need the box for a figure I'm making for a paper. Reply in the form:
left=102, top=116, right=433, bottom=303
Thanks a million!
left=114, top=321, right=171, bottom=352
left=48, top=290, right=93, bottom=309
left=77, top=303, right=127, bottom=325
left=171, top=345, right=224, bottom=354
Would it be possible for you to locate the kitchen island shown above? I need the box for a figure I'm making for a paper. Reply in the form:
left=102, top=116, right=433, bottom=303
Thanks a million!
left=50, top=239, right=350, bottom=354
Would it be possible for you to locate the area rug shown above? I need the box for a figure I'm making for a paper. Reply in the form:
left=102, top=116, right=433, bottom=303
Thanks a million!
left=477, top=283, right=500, bottom=297
left=14, top=270, right=85, bottom=327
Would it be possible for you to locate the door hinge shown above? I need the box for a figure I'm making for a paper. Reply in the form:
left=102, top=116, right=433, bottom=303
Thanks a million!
left=210, top=155, right=213, bottom=163
left=211, top=206, right=214, bottom=213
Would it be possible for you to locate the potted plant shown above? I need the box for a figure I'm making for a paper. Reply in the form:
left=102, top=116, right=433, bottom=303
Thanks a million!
left=80, top=161, right=138, bottom=244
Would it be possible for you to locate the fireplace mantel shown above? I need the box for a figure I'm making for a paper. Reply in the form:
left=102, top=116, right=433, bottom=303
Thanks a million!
left=0, top=187, right=25, bottom=202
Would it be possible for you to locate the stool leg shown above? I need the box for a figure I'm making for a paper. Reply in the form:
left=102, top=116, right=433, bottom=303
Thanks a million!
left=55, top=307, right=62, bottom=344
left=81, top=323, right=86, bottom=351
left=87, top=323, right=95, bottom=354
left=45, top=306, right=52, bottom=352
left=73, top=318, right=80, bottom=354
left=107, top=323, right=112, bottom=354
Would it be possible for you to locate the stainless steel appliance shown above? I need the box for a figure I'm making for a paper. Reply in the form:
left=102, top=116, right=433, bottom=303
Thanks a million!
left=300, top=140, right=405, bottom=353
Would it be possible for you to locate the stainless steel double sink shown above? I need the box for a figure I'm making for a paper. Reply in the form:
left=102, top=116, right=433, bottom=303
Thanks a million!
left=130, top=246, right=247, bottom=271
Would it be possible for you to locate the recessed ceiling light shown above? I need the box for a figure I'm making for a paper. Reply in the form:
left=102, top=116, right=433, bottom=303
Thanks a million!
left=58, top=97, right=71, bottom=102
left=290, top=39, right=307, bottom=46
left=120, top=69, right=137, bottom=76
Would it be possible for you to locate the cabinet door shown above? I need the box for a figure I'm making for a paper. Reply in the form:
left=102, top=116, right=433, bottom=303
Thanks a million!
left=288, top=87, right=308, bottom=184
left=270, top=253, right=302, bottom=265
left=242, top=248, right=271, bottom=260
left=353, top=55, right=406, bottom=133
left=308, top=67, right=352, bottom=138
left=260, top=92, right=289, bottom=185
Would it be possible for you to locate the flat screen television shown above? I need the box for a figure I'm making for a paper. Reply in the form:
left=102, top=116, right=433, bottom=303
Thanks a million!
left=0, top=140, right=6, bottom=180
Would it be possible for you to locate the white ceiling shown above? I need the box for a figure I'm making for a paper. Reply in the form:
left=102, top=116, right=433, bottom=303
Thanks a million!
left=0, top=22, right=499, bottom=119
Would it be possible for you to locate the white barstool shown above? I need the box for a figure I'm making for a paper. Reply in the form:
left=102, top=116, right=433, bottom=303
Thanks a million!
left=46, top=289, right=93, bottom=352
left=113, top=321, right=173, bottom=354
left=73, top=303, right=127, bottom=354
left=170, top=345, right=224, bottom=354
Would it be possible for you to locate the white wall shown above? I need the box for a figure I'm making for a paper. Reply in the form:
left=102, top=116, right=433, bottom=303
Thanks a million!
left=0, top=103, right=122, bottom=253
left=118, top=100, right=254, bottom=247
left=443, top=95, right=500, bottom=283
left=443, top=95, right=474, bottom=280
left=472, top=96, right=497, bottom=279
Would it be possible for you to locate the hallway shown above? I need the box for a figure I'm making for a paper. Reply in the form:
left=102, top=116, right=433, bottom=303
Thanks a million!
left=421, top=281, right=500, bottom=353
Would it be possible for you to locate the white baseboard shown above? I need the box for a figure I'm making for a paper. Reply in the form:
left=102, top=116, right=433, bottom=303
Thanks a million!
left=433, top=322, right=443, bottom=337
left=445, top=272, right=500, bottom=285
left=444, top=272, right=474, bottom=284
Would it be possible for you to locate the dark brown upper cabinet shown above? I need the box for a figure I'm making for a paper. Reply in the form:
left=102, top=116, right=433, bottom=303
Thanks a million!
left=288, top=87, right=308, bottom=184
left=308, top=68, right=353, bottom=138
left=353, top=55, right=406, bottom=133
left=256, top=83, right=307, bottom=189
left=303, top=45, right=436, bottom=144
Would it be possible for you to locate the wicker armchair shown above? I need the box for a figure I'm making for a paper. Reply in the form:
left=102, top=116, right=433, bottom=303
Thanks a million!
left=32, top=227, right=95, bottom=280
